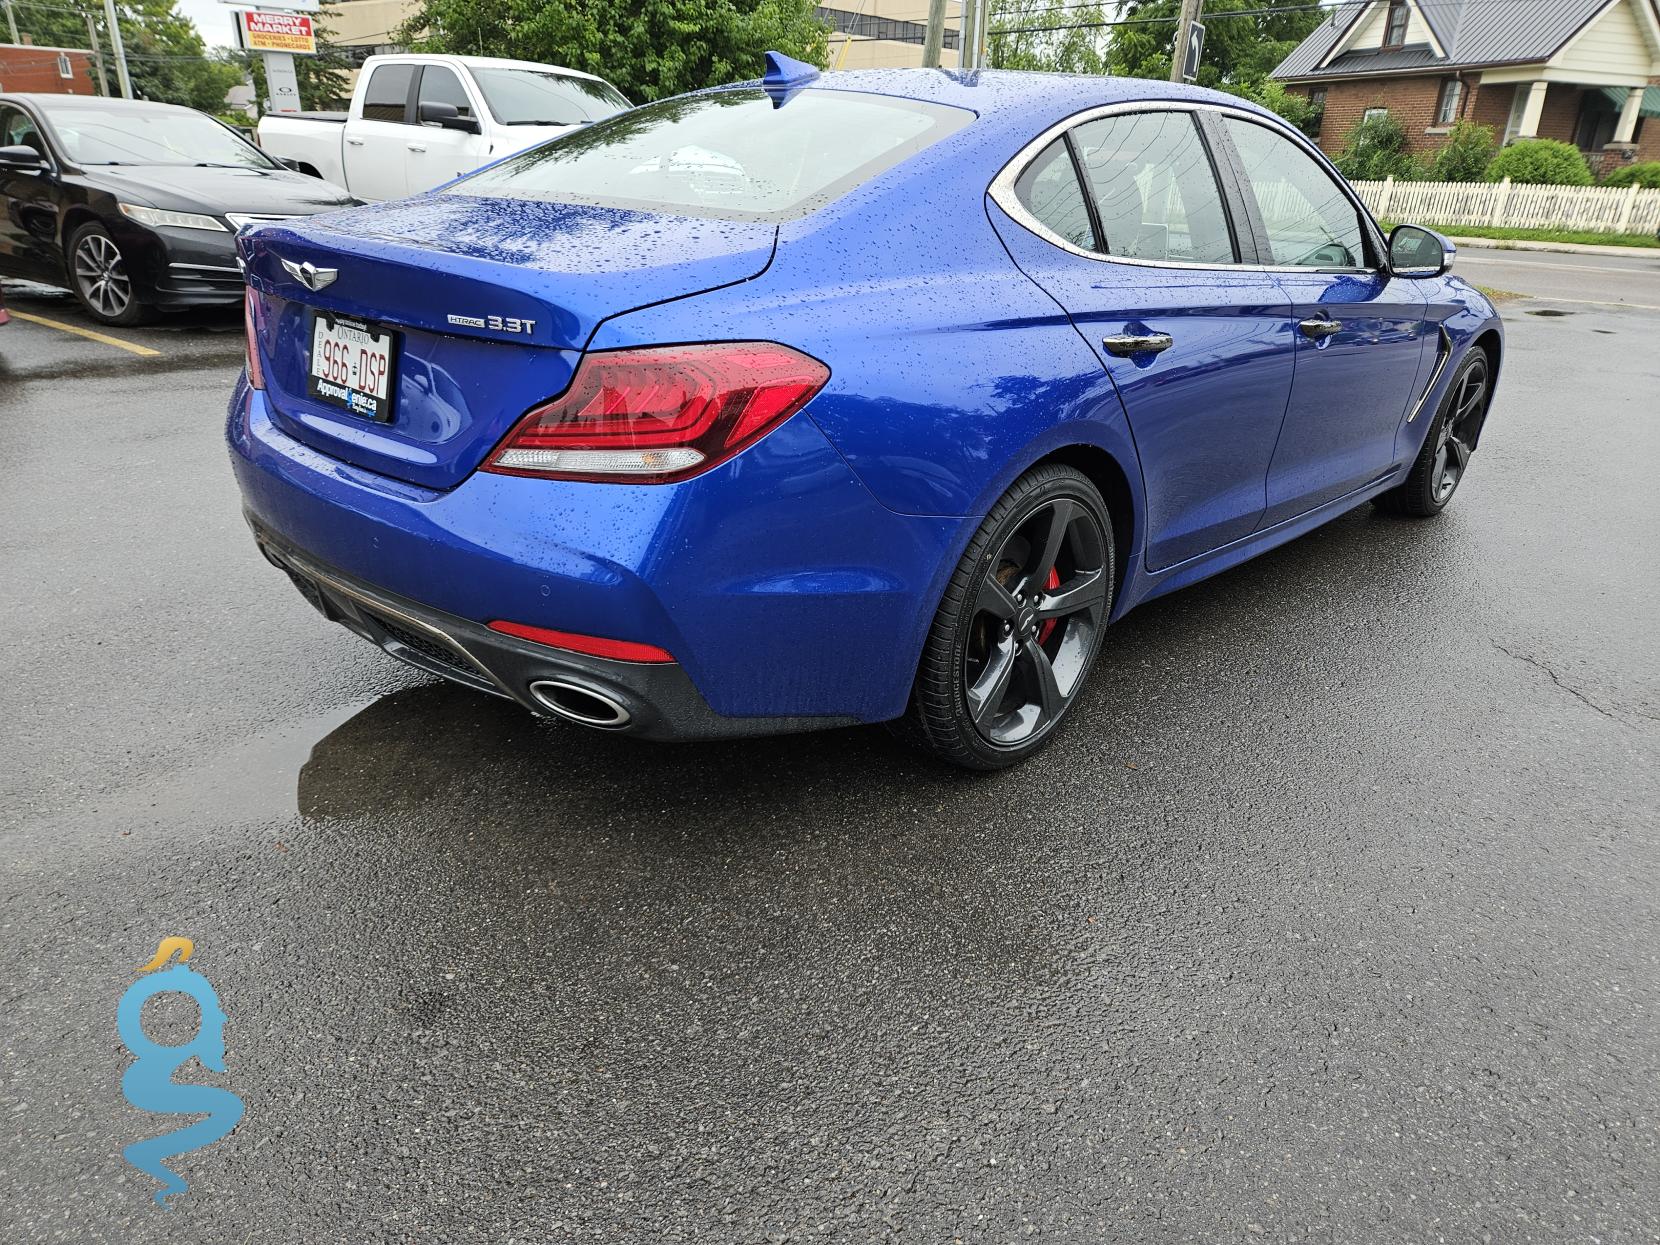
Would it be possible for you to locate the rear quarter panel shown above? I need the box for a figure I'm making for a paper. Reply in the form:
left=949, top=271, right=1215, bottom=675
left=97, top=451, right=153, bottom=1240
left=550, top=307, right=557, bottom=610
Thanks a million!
left=590, top=159, right=1150, bottom=677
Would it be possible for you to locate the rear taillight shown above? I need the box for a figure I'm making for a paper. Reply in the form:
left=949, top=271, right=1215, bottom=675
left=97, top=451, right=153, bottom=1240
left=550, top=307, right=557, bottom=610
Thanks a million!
left=483, top=342, right=830, bottom=484
left=243, top=287, right=265, bottom=390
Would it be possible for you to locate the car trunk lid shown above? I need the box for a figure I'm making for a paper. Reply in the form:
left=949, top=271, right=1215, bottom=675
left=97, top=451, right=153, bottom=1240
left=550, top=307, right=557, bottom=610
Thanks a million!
left=240, top=195, right=777, bottom=489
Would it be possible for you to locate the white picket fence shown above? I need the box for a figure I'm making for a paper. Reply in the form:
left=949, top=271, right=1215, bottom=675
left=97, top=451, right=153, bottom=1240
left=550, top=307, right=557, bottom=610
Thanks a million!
left=1350, top=177, right=1660, bottom=234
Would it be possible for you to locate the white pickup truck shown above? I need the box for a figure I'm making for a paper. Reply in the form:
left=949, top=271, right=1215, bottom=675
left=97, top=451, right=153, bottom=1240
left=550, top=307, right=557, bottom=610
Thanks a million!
left=257, top=54, right=631, bottom=202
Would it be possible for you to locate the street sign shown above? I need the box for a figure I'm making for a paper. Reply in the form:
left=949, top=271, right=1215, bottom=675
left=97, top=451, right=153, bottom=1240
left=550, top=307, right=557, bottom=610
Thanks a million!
left=1182, top=21, right=1206, bottom=83
left=240, top=11, right=316, bottom=55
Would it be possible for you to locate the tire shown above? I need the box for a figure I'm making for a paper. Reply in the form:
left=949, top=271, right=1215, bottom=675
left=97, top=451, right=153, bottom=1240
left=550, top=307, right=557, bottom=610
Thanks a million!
left=895, top=464, right=1115, bottom=771
left=66, top=222, right=154, bottom=327
left=1374, top=347, right=1491, bottom=517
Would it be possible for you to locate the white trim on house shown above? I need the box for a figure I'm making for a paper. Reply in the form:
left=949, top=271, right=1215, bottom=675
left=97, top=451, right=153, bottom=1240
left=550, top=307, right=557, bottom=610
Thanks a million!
left=1316, top=0, right=1448, bottom=70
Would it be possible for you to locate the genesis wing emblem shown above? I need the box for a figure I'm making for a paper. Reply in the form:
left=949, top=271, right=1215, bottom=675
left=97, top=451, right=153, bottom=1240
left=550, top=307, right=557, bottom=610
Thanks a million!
left=280, top=258, right=337, bottom=292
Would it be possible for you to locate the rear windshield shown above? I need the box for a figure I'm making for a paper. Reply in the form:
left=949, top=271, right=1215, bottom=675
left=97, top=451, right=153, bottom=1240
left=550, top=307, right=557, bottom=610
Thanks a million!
left=450, top=88, right=972, bottom=221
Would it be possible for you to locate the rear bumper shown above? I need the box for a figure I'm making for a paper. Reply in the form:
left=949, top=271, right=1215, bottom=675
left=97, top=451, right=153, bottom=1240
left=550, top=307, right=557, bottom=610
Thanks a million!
left=250, top=520, right=853, bottom=740
left=227, top=379, right=969, bottom=732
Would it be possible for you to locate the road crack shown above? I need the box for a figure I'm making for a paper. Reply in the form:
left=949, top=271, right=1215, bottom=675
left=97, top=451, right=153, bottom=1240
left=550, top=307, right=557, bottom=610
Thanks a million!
left=1490, top=640, right=1645, bottom=726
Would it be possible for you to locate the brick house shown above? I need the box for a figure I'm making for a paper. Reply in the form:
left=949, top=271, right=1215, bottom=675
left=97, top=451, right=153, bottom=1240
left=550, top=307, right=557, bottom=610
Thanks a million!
left=1271, top=0, right=1660, bottom=175
left=0, top=43, right=98, bottom=96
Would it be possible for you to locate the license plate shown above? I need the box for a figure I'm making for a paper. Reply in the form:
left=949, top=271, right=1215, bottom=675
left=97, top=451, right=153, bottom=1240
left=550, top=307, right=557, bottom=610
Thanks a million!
left=307, top=312, right=397, bottom=422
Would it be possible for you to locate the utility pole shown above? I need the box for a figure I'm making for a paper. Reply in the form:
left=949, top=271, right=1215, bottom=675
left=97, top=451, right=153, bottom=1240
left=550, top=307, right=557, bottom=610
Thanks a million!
left=1169, top=0, right=1204, bottom=83
left=101, top=0, right=133, bottom=99
left=5, top=0, right=20, bottom=46
left=86, top=13, right=111, bottom=96
left=922, top=0, right=947, bottom=68
left=960, top=0, right=976, bottom=69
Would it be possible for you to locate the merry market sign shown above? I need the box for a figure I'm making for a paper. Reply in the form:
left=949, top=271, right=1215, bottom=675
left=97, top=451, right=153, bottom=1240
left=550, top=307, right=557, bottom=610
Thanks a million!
left=241, top=11, right=316, bottom=55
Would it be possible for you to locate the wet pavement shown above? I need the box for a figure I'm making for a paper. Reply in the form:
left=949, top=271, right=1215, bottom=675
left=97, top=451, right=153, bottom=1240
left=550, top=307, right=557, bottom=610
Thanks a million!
left=1, top=277, right=1657, bottom=1242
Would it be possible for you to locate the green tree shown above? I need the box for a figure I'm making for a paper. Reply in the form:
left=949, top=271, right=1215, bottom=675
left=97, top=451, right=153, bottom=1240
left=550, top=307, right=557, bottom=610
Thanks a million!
left=397, top=0, right=829, bottom=103
left=1228, top=78, right=1321, bottom=139
left=1483, top=138, right=1594, bottom=186
left=10, top=0, right=240, bottom=111
left=1334, top=112, right=1422, bottom=181
left=1104, top=0, right=1326, bottom=88
left=987, top=0, right=1111, bottom=74
left=1428, top=120, right=1495, bottom=182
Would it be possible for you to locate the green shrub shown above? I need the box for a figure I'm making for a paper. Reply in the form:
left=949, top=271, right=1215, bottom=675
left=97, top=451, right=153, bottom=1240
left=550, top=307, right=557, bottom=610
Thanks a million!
left=1602, top=161, right=1660, bottom=189
left=1227, top=79, right=1323, bottom=141
left=1483, top=138, right=1593, bottom=186
left=1429, top=121, right=1496, bottom=182
left=1334, top=113, right=1423, bottom=181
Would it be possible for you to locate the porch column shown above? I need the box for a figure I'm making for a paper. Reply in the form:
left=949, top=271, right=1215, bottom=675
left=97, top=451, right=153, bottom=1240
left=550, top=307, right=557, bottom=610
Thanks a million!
left=1517, top=80, right=1550, bottom=138
left=1613, top=87, right=1645, bottom=143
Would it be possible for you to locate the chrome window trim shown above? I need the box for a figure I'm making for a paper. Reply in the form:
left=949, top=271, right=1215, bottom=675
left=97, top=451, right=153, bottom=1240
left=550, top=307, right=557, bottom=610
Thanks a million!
left=988, top=99, right=1385, bottom=276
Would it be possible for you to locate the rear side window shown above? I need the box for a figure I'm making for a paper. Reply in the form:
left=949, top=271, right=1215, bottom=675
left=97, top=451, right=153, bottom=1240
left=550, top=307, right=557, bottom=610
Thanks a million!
left=418, top=65, right=475, bottom=119
left=0, top=105, right=44, bottom=154
left=453, top=88, right=972, bottom=221
left=1070, top=112, right=1235, bottom=265
left=471, top=68, right=631, bottom=126
left=1013, top=139, right=1097, bottom=253
left=362, top=64, right=415, bottom=124
left=1222, top=116, right=1366, bottom=268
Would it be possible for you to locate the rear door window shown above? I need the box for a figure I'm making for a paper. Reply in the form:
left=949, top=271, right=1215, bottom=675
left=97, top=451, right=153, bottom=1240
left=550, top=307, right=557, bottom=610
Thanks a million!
left=361, top=64, right=415, bottom=124
left=453, top=88, right=972, bottom=221
left=1069, top=112, right=1236, bottom=265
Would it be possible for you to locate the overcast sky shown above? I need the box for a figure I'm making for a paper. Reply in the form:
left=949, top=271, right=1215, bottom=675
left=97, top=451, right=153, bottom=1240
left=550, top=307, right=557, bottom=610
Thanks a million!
left=178, top=0, right=250, bottom=52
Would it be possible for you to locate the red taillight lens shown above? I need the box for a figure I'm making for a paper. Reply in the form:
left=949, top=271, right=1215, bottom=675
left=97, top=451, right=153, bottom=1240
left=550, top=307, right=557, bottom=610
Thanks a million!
left=483, top=342, right=830, bottom=483
left=243, top=287, right=266, bottom=390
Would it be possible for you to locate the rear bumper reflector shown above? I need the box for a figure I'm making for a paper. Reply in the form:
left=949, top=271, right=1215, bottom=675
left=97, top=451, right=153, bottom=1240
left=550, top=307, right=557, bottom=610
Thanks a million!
left=487, top=619, right=675, bottom=665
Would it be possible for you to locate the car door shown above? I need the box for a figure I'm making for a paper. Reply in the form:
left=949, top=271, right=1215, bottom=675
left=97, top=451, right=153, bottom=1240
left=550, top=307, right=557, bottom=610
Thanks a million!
left=990, top=108, right=1296, bottom=570
left=406, top=64, right=489, bottom=194
left=342, top=62, right=417, bottom=201
left=0, top=103, right=65, bottom=284
left=1216, top=115, right=1430, bottom=525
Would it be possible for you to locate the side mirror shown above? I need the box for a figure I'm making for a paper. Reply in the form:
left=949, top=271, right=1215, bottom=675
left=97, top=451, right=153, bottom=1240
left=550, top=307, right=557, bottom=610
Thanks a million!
left=1389, top=223, right=1453, bottom=279
left=0, top=143, right=46, bottom=172
left=417, top=101, right=481, bottom=134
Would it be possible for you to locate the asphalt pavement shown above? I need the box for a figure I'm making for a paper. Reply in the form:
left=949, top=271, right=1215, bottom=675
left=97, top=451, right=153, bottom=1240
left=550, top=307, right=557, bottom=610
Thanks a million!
left=2, top=253, right=1657, bottom=1243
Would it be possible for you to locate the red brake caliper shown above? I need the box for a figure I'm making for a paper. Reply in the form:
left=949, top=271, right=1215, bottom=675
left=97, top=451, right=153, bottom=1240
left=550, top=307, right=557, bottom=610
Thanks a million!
left=1037, top=567, right=1061, bottom=645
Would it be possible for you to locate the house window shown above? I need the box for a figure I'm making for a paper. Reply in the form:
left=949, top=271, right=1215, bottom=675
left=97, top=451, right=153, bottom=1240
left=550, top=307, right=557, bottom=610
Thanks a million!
left=1363, top=107, right=1389, bottom=122
left=1384, top=1, right=1410, bottom=47
left=1310, top=87, right=1328, bottom=112
left=1435, top=78, right=1462, bottom=127
left=58, top=53, right=73, bottom=80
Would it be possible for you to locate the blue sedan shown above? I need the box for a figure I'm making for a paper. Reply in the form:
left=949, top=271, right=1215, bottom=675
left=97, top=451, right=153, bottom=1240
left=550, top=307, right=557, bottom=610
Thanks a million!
left=230, top=57, right=1501, bottom=769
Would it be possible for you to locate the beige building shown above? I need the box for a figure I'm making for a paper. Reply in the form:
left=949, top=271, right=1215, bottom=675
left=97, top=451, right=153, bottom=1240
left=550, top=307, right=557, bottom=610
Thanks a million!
left=820, top=3, right=969, bottom=69
left=319, top=0, right=973, bottom=92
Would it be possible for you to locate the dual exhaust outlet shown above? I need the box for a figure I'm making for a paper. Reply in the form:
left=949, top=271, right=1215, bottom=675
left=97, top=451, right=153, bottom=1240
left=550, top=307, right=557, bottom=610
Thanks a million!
left=528, top=678, right=633, bottom=730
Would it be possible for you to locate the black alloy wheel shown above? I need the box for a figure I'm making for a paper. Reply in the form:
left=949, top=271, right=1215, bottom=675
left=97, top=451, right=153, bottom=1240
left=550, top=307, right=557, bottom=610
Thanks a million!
left=896, top=464, right=1114, bottom=770
left=1375, top=347, right=1492, bottom=517
left=1431, top=350, right=1489, bottom=504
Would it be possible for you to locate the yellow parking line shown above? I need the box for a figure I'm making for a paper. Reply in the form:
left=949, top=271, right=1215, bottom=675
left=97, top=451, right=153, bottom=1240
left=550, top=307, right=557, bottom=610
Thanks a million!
left=6, top=309, right=162, bottom=357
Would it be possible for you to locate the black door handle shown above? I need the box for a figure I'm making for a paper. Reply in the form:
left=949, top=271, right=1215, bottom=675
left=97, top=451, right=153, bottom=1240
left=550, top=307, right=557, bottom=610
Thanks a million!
left=1298, top=316, right=1342, bottom=340
left=1102, top=332, right=1174, bottom=357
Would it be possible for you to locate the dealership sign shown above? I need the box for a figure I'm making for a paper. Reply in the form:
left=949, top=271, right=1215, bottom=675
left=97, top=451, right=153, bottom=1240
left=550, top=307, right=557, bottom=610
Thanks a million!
left=241, top=11, right=316, bottom=55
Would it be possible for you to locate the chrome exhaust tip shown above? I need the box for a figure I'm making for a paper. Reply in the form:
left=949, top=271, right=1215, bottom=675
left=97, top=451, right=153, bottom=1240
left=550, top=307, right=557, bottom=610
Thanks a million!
left=528, top=679, right=633, bottom=730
